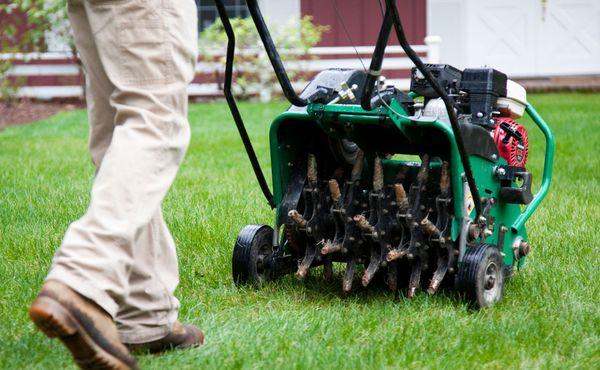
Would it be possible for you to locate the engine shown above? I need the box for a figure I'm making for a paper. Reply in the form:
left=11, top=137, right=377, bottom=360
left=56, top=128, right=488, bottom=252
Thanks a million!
left=410, top=64, right=530, bottom=169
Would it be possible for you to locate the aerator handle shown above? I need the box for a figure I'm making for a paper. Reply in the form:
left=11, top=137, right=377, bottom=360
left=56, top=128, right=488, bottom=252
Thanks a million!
left=361, top=10, right=393, bottom=111
left=245, top=0, right=309, bottom=107
left=374, top=0, right=483, bottom=221
left=511, top=104, right=555, bottom=231
left=215, top=0, right=275, bottom=208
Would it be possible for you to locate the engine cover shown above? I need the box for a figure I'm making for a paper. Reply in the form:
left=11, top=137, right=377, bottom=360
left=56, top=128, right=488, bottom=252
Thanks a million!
left=493, top=117, right=528, bottom=167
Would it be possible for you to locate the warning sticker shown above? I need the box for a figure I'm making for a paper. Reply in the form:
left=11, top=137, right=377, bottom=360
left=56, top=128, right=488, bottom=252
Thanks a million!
left=466, top=190, right=475, bottom=215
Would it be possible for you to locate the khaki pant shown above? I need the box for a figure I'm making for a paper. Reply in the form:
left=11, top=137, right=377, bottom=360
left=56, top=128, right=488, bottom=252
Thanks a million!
left=46, top=0, right=198, bottom=343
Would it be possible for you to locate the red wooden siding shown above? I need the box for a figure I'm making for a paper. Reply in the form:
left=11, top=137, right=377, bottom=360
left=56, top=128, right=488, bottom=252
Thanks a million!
left=301, top=0, right=426, bottom=46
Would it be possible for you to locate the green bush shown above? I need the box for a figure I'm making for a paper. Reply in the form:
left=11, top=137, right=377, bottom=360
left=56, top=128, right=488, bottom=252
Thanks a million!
left=0, top=0, right=72, bottom=102
left=200, top=16, right=329, bottom=100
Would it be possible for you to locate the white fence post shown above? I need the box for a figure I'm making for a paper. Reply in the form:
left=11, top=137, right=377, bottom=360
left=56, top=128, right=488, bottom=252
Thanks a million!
left=424, top=35, right=442, bottom=64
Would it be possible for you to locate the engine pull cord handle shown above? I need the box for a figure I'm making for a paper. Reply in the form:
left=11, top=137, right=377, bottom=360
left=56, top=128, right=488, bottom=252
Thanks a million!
left=383, top=0, right=483, bottom=221
left=215, top=0, right=275, bottom=209
left=499, top=121, right=523, bottom=144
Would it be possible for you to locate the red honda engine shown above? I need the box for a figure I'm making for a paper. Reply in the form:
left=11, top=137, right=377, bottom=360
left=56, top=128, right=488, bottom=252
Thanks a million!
left=493, top=117, right=529, bottom=167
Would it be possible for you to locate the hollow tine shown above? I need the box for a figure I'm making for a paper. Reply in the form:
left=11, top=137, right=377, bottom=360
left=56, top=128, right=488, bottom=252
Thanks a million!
left=407, top=259, right=422, bottom=298
left=323, top=260, right=333, bottom=283
left=342, top=259, right=356, bottom=292
left=307, top=154, right=317, bottom=183
left=386, top=248, right=407, bottom=262
left=362, top=258, right=380, bottom=287
left=353, top=214, right=374, bottom=233
left=328, top=179, right=342, bottom=203
left=417, top=154, right=430, bottom=183
left=351, top=150, right=364, bottom=181
left=394, top=183, right=409, bottom=211
left=373, top=157, right=384, bottom=191
left=321, top=241, right=342, bottom=255
left=288, top=210, right=307, bottom=227
left=295, top=249, right=316, bottom=280
left=427, top=256, right=448, bottom=295
left=420, top=216, right=440, bottom=236
left=440, top=161, right=450, bottom=195
left=387, top=263, right=398, bottom=291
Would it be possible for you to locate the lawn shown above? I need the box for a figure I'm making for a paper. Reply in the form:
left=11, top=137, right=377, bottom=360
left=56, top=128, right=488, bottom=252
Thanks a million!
left=0, top=93, right=598, bottom=369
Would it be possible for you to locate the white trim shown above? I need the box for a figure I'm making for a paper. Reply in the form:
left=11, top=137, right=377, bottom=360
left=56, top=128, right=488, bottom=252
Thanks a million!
left=17, top=86, right=82, bottom=99
left=199, top=45, right=428, bottom=57
left=308, top=45, right=428, bottom=55
left=7, top=64, right=80, bottom=77
left=0, top=51, right=75, bottom=61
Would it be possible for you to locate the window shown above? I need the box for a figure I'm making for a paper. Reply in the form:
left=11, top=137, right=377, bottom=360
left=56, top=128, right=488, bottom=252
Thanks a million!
left=195, top=0, right=250, bottom=31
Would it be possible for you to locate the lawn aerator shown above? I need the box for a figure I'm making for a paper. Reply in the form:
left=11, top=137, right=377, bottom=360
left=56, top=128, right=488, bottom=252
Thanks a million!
left=217, top=0, right=554, bottom=308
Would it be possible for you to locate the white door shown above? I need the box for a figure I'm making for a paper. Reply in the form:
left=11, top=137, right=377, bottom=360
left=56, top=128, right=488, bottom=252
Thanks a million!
left=537, top=0, right=600, bottom=75
left=428, top=0, right=600, bottom=77
left=463, top=0, right=539, bottom=76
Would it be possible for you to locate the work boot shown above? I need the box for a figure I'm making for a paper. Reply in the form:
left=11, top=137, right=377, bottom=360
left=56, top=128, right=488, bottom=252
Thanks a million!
left=126, top=321, right=204, bottom=354
left=28, top=280, right=138, bottom=370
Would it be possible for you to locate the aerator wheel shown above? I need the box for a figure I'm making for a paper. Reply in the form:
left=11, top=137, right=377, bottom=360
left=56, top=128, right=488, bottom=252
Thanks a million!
left=329, top=138, right=360, bottom=165
left=458, top=244, right=505, bottom=308
left=232, top=224, right=274, bottom=285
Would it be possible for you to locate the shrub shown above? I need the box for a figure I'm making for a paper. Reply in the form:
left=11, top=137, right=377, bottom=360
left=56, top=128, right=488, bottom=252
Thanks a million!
left=200, top=16, right=329, bottom=100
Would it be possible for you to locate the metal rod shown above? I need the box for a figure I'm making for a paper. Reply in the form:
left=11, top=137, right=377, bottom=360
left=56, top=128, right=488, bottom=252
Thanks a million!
left=215, top=0, right=275, bottom=208
left=383, top=0, right=482, bottom=219
left=512, top=104, right=555, bottom=231
left=245, top=0, right=308, bottom=107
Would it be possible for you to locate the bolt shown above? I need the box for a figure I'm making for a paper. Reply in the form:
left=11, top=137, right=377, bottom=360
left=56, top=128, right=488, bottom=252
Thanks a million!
left=468, top=224, right=481, bottom=240
left=491, top=154, right=498, bottom=161
left=496, top=167, right=506, bottom=176
left=519, top=241, right=530, bottom=257
left=448, top=267, right=455, bottom=274
left=500, top=226, right=508, bottom=233
left=407, top=253, right=414, bottom=260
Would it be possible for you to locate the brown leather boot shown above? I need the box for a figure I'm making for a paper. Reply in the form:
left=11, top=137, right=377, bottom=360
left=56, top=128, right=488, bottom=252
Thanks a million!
left=126, top=321, right=204, bottom=354
left=29, top=280, right=138, bottom=370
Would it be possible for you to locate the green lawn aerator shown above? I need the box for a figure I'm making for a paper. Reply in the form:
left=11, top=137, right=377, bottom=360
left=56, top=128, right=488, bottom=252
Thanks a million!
left=217, top=0, right=554, bottom=308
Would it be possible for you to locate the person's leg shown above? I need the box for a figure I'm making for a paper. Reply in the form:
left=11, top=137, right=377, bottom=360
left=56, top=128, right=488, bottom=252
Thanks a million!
left=45, top=0, right=199, bottom=338
left=29, top=1, right=138, bottom=368
left=115, top=209, right=180, bottom=343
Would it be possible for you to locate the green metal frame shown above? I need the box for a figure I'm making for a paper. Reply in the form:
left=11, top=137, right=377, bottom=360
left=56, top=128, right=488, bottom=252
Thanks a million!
left=267, top=98, right=554, bottom=269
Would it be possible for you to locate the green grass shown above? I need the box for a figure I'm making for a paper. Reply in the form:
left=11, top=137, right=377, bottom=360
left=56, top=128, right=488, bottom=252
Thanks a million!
left=0, top=93, right=598, bottom=369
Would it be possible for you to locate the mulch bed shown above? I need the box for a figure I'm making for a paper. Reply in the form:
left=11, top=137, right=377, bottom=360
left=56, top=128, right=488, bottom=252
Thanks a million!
left=0, top=99, right=84, bottom=129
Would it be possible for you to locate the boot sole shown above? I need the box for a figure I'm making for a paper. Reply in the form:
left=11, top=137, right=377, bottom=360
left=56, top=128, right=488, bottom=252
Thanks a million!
left=29, top=296, right=136, bottom=370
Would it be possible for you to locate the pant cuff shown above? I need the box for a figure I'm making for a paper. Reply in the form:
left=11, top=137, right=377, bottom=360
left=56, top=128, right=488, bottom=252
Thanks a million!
left=45, top=268, right=119, bottom=318
left=118, top=322, right=174, bottom=344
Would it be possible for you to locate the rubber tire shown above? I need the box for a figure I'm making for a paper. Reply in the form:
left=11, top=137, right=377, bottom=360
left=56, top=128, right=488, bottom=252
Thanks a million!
left=329, top=138, right=360, bottom=165
left=232, top=224, right=274, bottom=285
left=458, top=244, right=505, bottom=309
